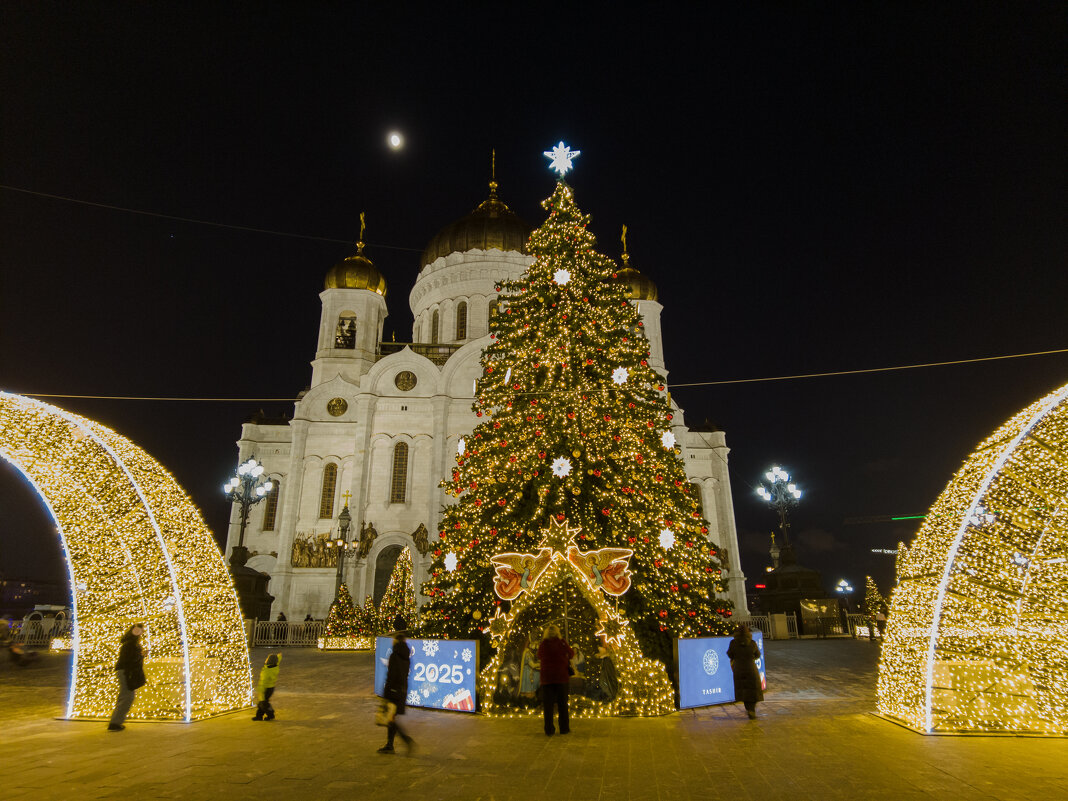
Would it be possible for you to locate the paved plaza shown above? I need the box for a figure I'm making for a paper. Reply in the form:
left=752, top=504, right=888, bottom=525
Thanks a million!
left=2, top=639, right=1065, bottom=800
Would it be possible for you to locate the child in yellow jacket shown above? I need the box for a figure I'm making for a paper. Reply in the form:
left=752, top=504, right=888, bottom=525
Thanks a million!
left=253, top=653, right=281, bottom=721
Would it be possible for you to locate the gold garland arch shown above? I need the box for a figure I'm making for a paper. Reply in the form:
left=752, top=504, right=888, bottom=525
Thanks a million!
left=0, top=392, right=252, bottom=721
left=877, top=381, right=1068, bottom=733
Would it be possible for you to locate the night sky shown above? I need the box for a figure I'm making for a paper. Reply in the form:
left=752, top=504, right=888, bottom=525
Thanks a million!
left=2, top=3, right=1066, bottom=604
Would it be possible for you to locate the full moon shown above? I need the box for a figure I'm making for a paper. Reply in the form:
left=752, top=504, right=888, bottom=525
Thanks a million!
left=388, top=131, right=404, bottom=149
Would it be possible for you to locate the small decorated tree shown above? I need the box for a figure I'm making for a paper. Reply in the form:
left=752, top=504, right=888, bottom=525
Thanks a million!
left=356, top=594, right=376, bottom=639
left=325, top=583, right=357, bottom=637
left=863, top=576, right=886, bottom=640
left=377, top=546, right=418, bottom=633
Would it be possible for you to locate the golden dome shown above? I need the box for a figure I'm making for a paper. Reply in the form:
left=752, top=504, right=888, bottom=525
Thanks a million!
left=612, top=254, right=658, bottom=301
left=421, top=181, right=530, bottom=266
left=324, top=242, right=387, bottom=296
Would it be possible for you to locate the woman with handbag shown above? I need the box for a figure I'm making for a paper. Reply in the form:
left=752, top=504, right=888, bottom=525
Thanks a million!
left=108, top=623, right=146, bottom=731
left=378, top=631, right=415, bottom=754
left=726, top=623, right=763, bottom=719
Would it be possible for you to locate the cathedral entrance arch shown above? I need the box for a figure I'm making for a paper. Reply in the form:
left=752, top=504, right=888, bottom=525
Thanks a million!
left=373, top=544, right=403, bottom=604
left=877, top=380, right=1068, bottom=734
left=0, top=392, right=253, bottom=721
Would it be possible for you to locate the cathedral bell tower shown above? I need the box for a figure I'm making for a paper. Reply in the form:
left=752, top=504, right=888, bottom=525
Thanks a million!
left=311, top=214, right=389, bottom=387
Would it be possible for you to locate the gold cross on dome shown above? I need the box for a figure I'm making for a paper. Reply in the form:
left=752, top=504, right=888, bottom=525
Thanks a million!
left=537, top=516, right=581, bottom=554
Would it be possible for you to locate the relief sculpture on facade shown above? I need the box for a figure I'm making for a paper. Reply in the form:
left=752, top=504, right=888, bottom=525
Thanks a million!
left=357, top=521, right=377, bottom=559
left=412, top=522, right=430, bottom=557
left=291, top=532, right=340, bottom=568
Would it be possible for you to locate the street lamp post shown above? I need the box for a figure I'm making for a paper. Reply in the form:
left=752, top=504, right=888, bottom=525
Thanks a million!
left=756, top=465, right=802, bottom=543
left=329, top=503, right=353, bottom=597
left=223, top=457, right=274, bottom=568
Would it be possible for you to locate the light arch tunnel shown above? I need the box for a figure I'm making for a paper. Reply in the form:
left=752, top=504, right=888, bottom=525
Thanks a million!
left=0, top=392, right=252, bottom=721
left=878, top=380, right=1068, bottom=734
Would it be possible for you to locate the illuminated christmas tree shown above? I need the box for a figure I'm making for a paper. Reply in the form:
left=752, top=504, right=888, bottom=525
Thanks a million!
left=377, top=547, right=417, bottom=633
left=420, top=167, right=729, bottom=667
left=357, top=594, right=376, bottom=638
left=863, top=575, right=886, bottom=635
left=325, top=583, right=358, bottom=637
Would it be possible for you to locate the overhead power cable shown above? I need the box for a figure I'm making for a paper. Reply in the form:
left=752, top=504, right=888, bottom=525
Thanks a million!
left=16, top=346, right=1068, bottom=403
left=0, top=184, right=423, bottom=252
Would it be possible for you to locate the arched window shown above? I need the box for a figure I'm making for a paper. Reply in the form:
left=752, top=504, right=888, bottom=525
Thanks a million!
left=389, top=442, right=409, bottom=503
left=691, top=481, right=705, bottom=519
left=489, top=298, right=500, bottom=324
left=335, top=313, right=357, bottom=349
left=319, top=464, right=337, bottom=519
left=455, top=301, right=467, bottom=340
left=374, top=545, right=403, bottom=605
left=431, top=310, right=440, bottom=344
left=262, top=479, right=280, bottom=530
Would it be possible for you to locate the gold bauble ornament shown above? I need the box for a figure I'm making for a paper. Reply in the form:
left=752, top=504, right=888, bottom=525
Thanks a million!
left=472, top=610, right=482, bottom=620
left=572, top=449, right=581, bottom=458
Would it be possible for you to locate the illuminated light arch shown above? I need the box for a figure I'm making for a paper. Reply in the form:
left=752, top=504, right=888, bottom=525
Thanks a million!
left=877, top=381, right=1068, bottom=734
left=0, top=392, right=253, bottom=721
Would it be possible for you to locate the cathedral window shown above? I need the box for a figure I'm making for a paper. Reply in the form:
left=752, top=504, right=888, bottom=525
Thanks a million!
left=455, top=301, right=467, bottom=340
left=319, top=464, right=337, bottom=519
left=335, top=313, right=357, bottom=349
left=262, top=479, right=280, bottom=530
left=389, top=442, right=409, bottom=503
left=431, top=310, right=440, bottom=344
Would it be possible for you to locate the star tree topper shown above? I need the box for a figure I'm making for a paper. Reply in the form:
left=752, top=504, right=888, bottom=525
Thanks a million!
left=538, top=516, right=582, bottom=554
left=544, top=141, right=580, bottom=177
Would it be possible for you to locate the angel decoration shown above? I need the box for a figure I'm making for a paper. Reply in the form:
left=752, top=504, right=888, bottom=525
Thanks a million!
left=490, top=551, right=551, bottom=600
left=567, top=546, right=633, bottom=596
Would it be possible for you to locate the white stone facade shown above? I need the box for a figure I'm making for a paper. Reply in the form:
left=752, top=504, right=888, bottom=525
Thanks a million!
left=225, top=211, right=748, bottom=619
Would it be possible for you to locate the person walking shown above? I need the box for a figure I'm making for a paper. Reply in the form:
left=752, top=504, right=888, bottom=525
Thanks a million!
left=726, top=623, right=763, bottom=719
left=252, top=653, right=281, bottom=720
left=378, top=631, right=415, bottom=754
left=108, top=623, right=146, bottom=731
left=537, top=624, right=573, bottom=736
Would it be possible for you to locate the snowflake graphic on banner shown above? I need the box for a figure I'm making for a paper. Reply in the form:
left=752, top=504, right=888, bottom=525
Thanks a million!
left=407, top=690, right=421, bottom=705
left=422, top=640, right=439, bottom=657
left=462, top=648, right=473, bottom=663
left=702, top=649, right=720, bottom=676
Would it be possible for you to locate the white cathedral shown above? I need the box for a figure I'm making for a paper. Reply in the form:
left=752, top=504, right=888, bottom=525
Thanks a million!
left=224, top=178, right=749, bottom=619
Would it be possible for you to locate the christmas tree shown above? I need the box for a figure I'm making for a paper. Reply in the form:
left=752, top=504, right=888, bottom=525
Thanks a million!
left=420, top=167, right=730, bottom=671
left=325, top=582, right=357, bottom=637
left=863, top=575, right=886, bottom=638
left=357, top=593, right=376, bottom=638
left=377, top=546, right=418, bottom=633
left=319, top=582, right=372, bottom=649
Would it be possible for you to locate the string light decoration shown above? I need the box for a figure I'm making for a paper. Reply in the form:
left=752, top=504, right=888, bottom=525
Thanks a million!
left=419, top=176, right=730, bottom=690
left=0, top=391, right=252, bottom=721
left=478, top=518, right=674, bottom=717
left=877, top=380, right=1068, bottom=734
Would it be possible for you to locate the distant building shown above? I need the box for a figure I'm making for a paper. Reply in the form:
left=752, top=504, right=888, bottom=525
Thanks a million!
left=224, top=179, right=749, bottom=619
left=0, top=577, right=68, bottom=617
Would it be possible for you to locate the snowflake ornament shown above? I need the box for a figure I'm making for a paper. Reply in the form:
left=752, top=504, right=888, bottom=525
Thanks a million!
left=553, top=268, right=571, bottom=285
left=551, top=456, right=573, bottom=478
left=504, top=367, right=512, bottom=384
left=659, top=529, right=675, bottom=549
left=661, top=431, right=676, bottom=449
left=612, top=367, right=629, bottom=385
left=544, top=141, right=580, bottom=176
left=457, top=437, right=465, bottom=456
left=444, top=553, right=458, bottom=572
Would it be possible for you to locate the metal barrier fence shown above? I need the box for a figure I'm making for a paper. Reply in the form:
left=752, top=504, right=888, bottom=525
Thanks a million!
left=786, top=613, right=799, bottom=638
left=11, top=619, right=71, bottom=647
left=735, top=615, right=771, bottom=637
left=250, top=620, right=324, bottom=647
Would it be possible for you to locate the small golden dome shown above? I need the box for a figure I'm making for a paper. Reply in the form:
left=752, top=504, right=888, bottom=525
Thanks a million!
left=613, top=255, right=658, bottom=301
left=324, top=242, right=387, bottom=296
left=422, top=181, right=530, bottom=266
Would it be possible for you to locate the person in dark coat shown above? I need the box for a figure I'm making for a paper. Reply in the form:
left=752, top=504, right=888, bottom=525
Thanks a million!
left=108, top=623, right=146, bottom=731
left=378, top=632, right=415, bottom=754
left=537, top=624, right=574, bottom=736
left=726, top=623, right=763, bottom=719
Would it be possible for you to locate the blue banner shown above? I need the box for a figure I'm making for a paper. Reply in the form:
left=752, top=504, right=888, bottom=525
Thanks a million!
left=374, top=637, right=478, bottom=712
left=676, top=632, right=766, bottom=709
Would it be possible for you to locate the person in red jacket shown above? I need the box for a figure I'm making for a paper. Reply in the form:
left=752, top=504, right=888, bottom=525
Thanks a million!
left=536, top=623, right=574, bottom=735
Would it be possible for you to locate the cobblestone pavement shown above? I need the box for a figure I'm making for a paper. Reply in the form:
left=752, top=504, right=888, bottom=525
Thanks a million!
left=2, top=639, right=1065, bottom=801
